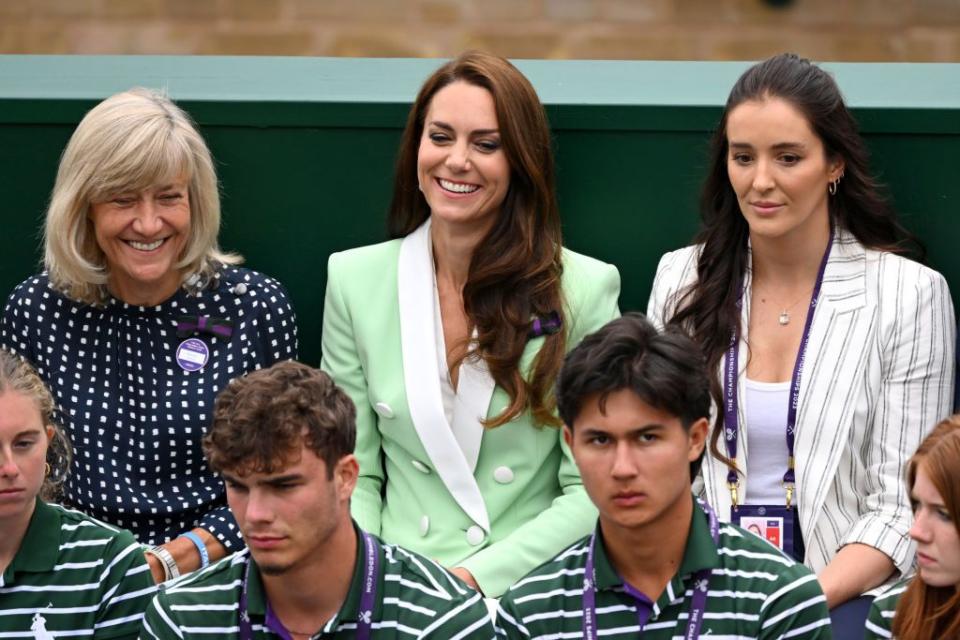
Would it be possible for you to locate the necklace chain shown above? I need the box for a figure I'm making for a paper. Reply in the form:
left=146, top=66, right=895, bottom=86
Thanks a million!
left=756, top=285, right=814, bottom=327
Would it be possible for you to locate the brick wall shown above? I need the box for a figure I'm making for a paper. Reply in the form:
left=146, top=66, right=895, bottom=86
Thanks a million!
left=2, top=0, right=959, bottom=61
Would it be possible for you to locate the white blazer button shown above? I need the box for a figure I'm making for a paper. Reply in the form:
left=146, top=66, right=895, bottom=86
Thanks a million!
left=374, top=402, right=394, bottom=419
left=419, top=515, right=430, bottom=536
left=493, top=466, right=514, bottom=484
left=232, top=283, right=248, bottom=295
left=466, top=525, right=485, bottom=546
left=411, top=460, right=431, bottom=474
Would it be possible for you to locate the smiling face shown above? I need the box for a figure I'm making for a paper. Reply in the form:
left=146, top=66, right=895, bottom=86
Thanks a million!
left=416, top=80, right=511, bottom=236
left=224, top=443, right=357, bottom=576
left=565, top=389, right=707, bottom=534
left=89, top=180, right=191, bottom=306
left=909, top=463, right=960, bottom=588
left=726, top=96, right=843, bottom=245
left=0, top=391, right=53, bottom=526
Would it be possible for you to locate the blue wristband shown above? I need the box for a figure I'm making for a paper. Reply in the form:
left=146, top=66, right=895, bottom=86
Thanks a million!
left=181, top=531, right=210, bottom=568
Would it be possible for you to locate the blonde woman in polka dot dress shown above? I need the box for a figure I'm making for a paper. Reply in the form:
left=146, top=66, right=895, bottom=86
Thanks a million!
left=0, top=89, right=298, bottom=583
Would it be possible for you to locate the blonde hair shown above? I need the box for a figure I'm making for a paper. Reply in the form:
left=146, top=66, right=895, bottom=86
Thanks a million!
left=0, top=349, right=72, bottom=501
left=43, top=87, right=241, bottom=305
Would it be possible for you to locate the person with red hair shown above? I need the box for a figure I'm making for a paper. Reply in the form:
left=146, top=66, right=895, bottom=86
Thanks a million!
left=866, top=416, right=960, bottom=639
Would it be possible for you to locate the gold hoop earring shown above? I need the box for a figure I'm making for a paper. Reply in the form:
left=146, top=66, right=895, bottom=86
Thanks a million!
left=45, top=463, right=51, bottom=477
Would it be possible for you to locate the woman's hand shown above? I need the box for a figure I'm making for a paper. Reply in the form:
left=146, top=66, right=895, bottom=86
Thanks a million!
left=451, top=566, right=481, bottom=591
left=144, top=528, right=228, bottom=583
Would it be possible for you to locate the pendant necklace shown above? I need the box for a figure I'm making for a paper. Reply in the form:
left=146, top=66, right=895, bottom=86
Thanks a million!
left=759, top=287, right=813, bottom=327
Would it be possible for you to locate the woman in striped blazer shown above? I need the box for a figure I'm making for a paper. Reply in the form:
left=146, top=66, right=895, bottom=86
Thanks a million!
left=647, top=53, right=955, bottom=632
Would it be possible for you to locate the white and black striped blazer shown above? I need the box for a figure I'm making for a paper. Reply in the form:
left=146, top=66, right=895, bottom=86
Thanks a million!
left=647, top=228, right=955, bottom=579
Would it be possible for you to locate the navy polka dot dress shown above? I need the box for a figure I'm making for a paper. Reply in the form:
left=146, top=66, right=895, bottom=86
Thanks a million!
left=0, top=266, right=298, bottom=549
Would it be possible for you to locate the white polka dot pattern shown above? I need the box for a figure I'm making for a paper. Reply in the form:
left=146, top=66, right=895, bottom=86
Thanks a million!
left=0, top=267, right=298, bottom=549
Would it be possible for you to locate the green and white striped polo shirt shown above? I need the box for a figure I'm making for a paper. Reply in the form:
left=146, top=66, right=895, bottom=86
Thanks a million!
left=496, top=498, right=831, bottom=639
left=864, top=577, right=909, bottom=639
left=141, top=524, right=495, bottom=639
left=0, top=499, right=157, bottom=639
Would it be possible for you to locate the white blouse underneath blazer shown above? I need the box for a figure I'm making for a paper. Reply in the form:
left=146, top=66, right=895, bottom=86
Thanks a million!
left=647, top=228, right=955, bottom=578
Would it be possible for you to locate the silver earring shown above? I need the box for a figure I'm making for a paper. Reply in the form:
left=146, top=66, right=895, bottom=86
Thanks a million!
left=829, top=176, right=841, bottom=196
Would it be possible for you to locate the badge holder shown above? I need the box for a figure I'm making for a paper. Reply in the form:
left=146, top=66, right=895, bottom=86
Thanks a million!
left=730, top=481, right=801, bottom=561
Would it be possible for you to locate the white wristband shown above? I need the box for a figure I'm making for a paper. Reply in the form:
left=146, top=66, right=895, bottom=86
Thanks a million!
left=147, top=545, right=180, bottom=581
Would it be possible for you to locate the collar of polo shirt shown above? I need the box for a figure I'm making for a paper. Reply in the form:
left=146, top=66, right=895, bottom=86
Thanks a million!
left=593, top=495, right=721, bottom=594
left=4, top=499, right=60, bottom=579
left=245, top=521, right=386, bottom=632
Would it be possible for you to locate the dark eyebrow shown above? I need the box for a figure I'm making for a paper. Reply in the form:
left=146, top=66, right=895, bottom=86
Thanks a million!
left=221, top=472, right=244, bottom=486
left=772, top=142, right=807, bottom=151
left=14, top=428, right=44, bottom=439
left=580, top=424, right=666, bottom=438
left=263, top=474, right=303, bottom=486
left=728, top=141, right=807, bottom=151
left=427, top=120, right=499, bottom=137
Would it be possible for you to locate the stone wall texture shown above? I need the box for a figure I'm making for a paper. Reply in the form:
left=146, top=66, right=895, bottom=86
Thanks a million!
left=2, top=0, right=959, bottom=61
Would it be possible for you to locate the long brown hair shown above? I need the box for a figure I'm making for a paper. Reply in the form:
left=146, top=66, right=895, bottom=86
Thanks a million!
left=892, top=417, right=960, bottom=639
left=667, top=53, right=920, bottom=468
left=388, top=50, right=565, bottom=428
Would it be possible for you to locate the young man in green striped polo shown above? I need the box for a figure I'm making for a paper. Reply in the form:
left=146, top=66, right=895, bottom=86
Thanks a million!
left=495, top=313, right=832, bottom=639
left=140, top=360, right=495, bottom=639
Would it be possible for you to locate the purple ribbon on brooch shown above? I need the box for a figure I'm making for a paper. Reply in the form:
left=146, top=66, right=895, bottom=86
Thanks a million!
left=528, top=310, right=562, bottom=339
left=176, top=314, right=234, bottom=340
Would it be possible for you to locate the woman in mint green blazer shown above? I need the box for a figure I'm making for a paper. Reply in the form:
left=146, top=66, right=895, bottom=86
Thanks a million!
left=321, top=51, right=620, bottom=598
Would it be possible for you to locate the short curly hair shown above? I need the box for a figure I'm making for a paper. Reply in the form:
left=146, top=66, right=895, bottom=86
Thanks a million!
left=204, top=360, right=356, bottom=478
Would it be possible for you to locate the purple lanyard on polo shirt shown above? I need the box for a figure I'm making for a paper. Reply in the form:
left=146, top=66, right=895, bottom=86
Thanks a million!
left=722, top=229, right=833, bottom=509
left=581, top=500, right=720, bottom=640
left=238, top=531, right=380, bottom=640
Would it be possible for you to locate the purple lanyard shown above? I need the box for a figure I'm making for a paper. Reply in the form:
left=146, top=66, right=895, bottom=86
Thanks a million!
left=238, top=531, right=379, bottom=640
left=582, top=501, right=720, bottom=640
left=722, top=231, right=833, bottom=508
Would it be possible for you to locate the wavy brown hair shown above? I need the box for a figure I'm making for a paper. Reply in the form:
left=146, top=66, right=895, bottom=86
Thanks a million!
left=204, top=360, right=356, bottom=478
left=892, top=416, right=960, bottom=639
left=0, top=349, right=72, bottom=501
left=389, top=50, right=565, bottom=428
left=667, top=53, right=920, bottom=469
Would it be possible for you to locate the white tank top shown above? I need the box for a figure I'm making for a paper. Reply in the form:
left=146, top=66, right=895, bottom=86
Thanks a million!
left=744, top=377, right=791, bottom=505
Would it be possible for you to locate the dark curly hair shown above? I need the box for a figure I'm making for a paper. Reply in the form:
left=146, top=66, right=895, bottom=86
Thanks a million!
left=204, top=360, right=357, bottom=478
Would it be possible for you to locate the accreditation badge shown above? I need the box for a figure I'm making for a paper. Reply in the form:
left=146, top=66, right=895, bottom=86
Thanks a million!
left=732, top=504, right=800, bottom=560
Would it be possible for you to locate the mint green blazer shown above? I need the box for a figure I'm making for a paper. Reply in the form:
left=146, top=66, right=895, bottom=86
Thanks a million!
left=321, top=221, right=620, bottom=597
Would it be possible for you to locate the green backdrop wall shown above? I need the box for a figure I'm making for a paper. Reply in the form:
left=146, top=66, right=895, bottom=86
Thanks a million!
left=1, top=56, right=957, bottom=365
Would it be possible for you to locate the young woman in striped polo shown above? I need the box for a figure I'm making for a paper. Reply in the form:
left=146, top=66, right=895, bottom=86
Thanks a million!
left=865, top=417, right=960, bottom=639
left=0, top=350, right=156, bottom=639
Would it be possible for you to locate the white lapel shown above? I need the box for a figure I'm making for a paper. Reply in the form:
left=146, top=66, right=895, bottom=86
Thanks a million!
left=793, top=229, right=869, bottom=533
left=452, top=354, right=495, bottom=473
left=397, top=219, right=491, bottom=531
